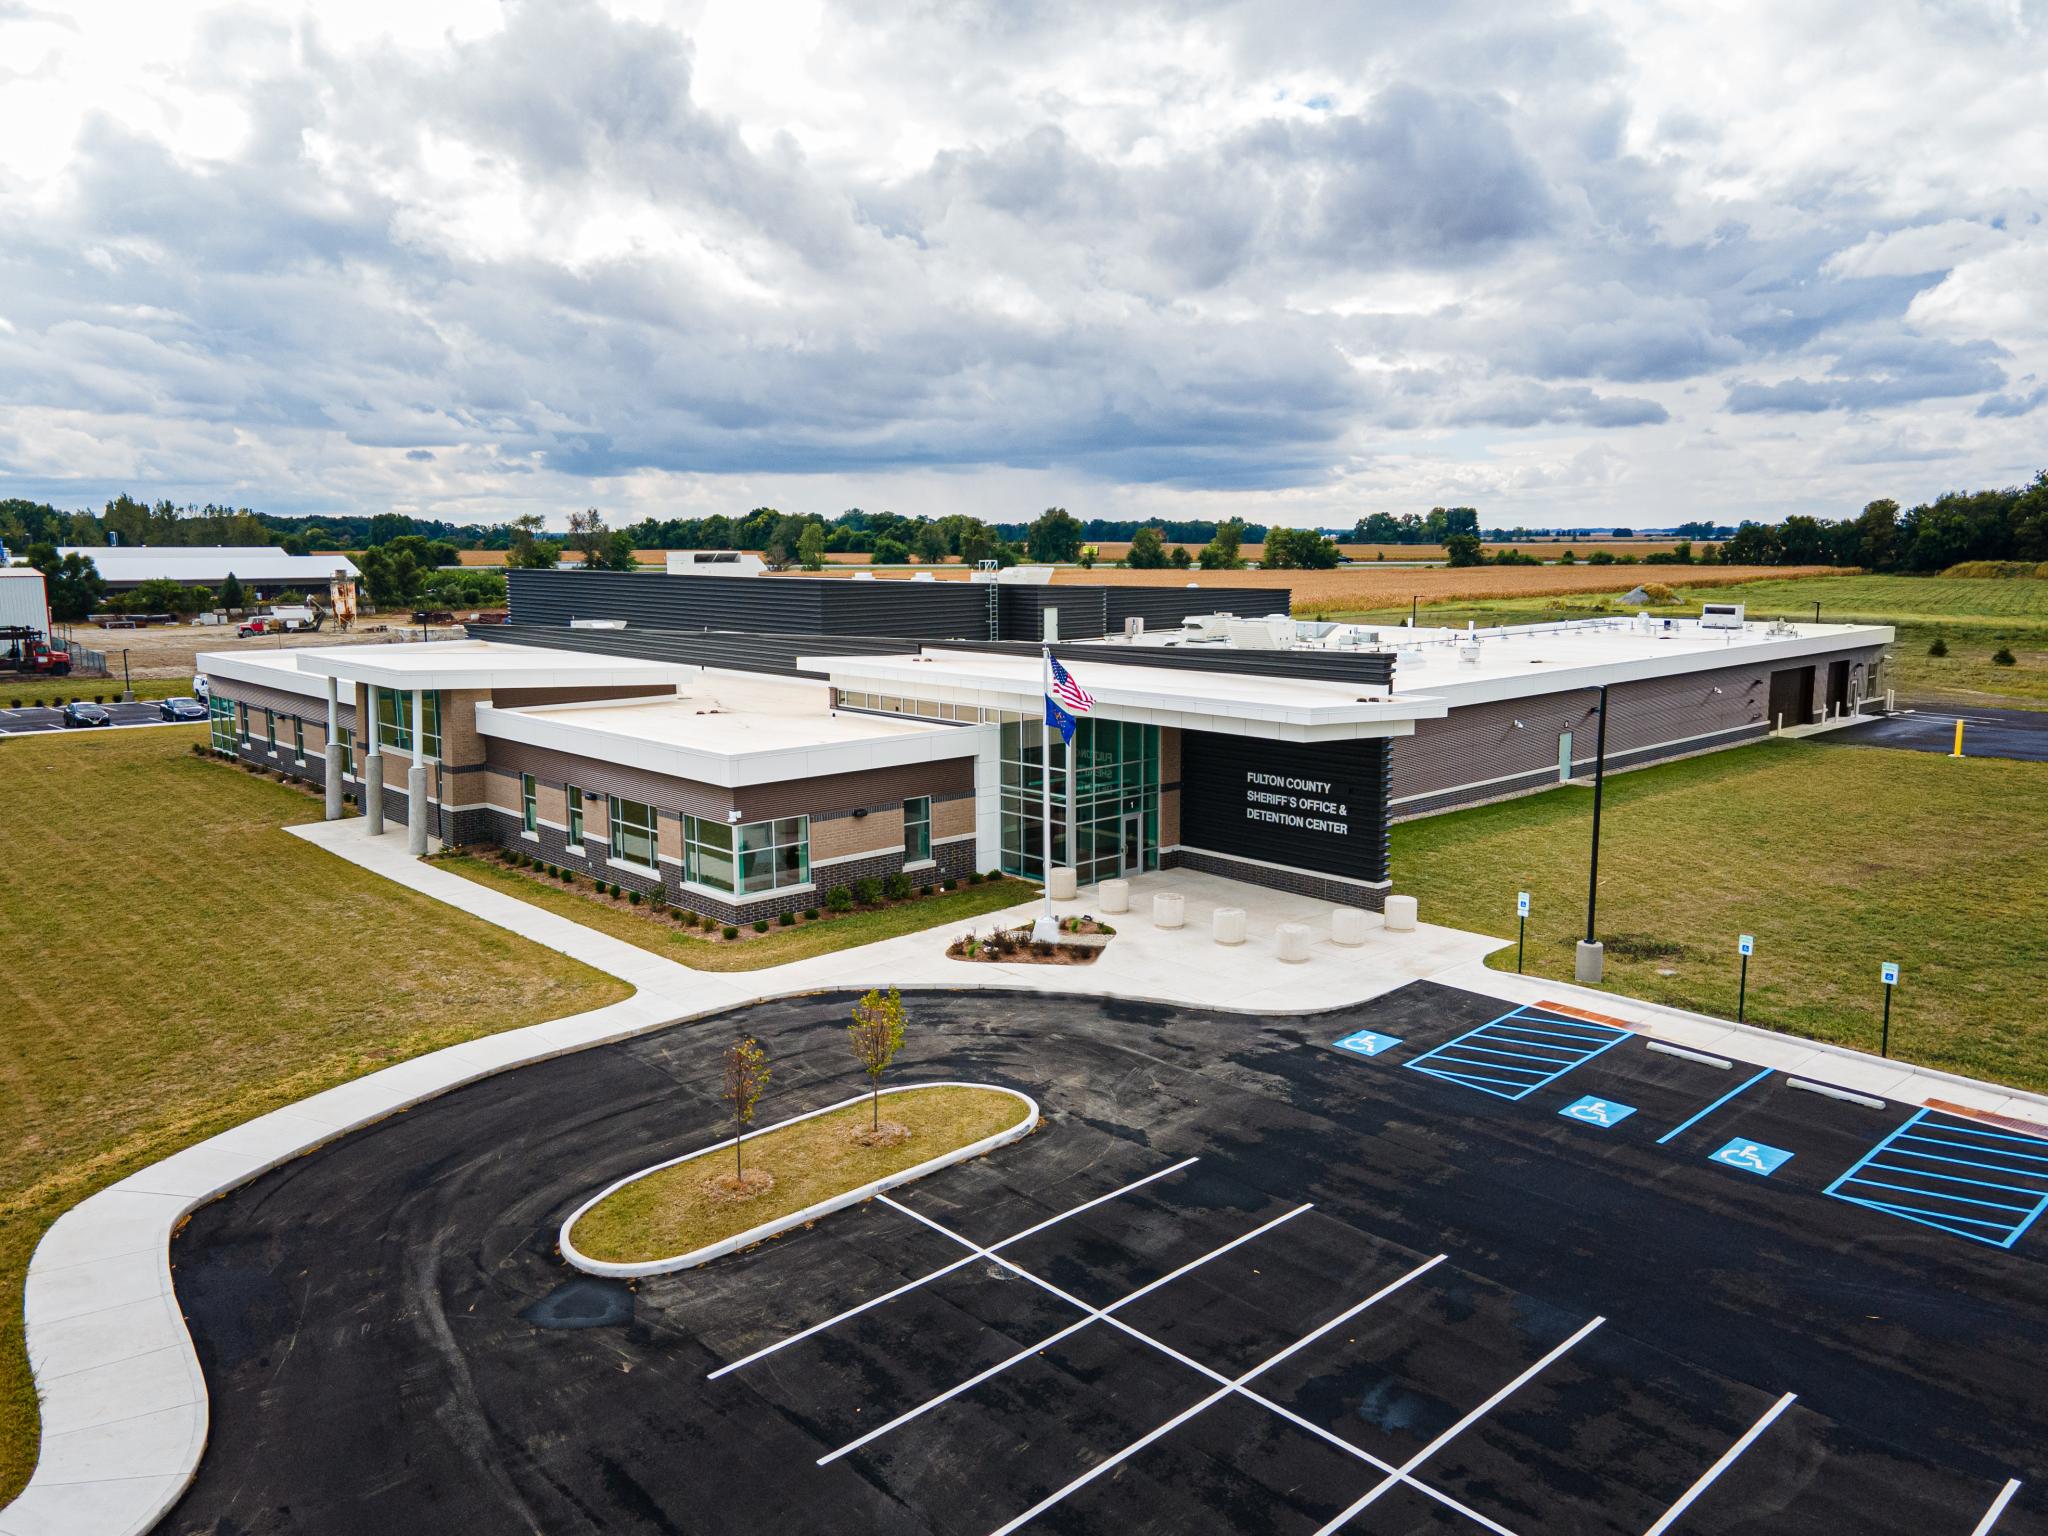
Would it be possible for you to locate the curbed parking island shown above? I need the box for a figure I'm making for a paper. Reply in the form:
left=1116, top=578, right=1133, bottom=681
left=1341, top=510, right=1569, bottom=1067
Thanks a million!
left=561, top=1081, right=1038, bottom=1276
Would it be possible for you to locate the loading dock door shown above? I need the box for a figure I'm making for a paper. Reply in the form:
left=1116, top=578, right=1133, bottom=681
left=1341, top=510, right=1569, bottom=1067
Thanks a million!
left=1768, top=666, right=1815, bottom=728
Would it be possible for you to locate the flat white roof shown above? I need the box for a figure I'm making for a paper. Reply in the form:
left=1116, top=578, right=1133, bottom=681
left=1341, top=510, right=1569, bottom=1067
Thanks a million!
left=808, top=650, right=1442, bottom=741
left=209, top=638, right=698, bottom=693
left=61, top=546, right=361, bottom=583
left=479, top=675, right=978, bottom=787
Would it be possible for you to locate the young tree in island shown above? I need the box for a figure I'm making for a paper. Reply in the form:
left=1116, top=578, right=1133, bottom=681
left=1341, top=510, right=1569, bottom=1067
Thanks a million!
left=847, top=988, right=908, bottom=1131
left=797, top=522, right=826, bottom=571
left=722, top=1036, right=772, bottom=1179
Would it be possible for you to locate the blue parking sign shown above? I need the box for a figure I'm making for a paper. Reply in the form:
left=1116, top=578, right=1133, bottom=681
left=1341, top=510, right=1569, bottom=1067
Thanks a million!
left=1559, top=1095, right=1635, bottom=1129
left=1333, top=1030, right=1402, bottom=1059
left=1710, top=1138, right=1794, bottom=1176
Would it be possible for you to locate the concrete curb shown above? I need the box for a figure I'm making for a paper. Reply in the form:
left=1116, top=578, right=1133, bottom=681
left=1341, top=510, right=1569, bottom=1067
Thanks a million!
left=559, top=1083, right=1040, bottom=1278
left=6, top=821, right=2043, bottom=1536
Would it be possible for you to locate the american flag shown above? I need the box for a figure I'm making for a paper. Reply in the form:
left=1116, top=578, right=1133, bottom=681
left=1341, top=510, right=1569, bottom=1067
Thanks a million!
left=1048, top=654, right=1094, bottom=714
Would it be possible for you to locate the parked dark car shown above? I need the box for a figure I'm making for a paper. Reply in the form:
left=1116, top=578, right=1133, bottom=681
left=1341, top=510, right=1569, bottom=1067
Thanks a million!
left=158, top=696, right=207, bottom=722
left=61, top=701, right=112, bottom=728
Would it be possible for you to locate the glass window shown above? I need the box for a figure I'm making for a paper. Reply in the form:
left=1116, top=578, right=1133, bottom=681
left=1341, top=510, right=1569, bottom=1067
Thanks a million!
left=209, top=695, right=236, bottom=751
left=238, top=702, right=250, bottom=742
left=904, top=796, right=931, bottom=863
left=686, top=813, right=804, bottom=893
left=520, top=773, right=537, bottom=834
left=265, top=711, right=276, bottom=754
left=293, top=717, right=304, bottom=762
left=568, top=787, right=583, bottom=843
left=338, top=724, right=354, bottom=777
left=610, top=797, right=657, bottom=868
left=376, top=689, right=442, bottom=759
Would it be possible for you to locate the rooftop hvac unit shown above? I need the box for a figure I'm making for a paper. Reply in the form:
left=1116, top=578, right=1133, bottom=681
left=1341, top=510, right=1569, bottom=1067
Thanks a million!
left=1124, top=615, right=1145, bottom=636
left=1700, top=602, right=1745, bottom=630
left=912, top=571, right=936, bottom=582
left=1458, top=643, right=1483, bottom=666
left=570, top=618, right=627, bottom=629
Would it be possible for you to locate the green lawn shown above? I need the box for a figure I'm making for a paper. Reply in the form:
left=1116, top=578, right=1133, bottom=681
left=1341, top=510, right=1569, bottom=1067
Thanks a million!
left=436, top=853, right=1037, bottom=971
left=1329, top=571, right=2048, bottom=710
left=0, top=730, right=630, bottom=1504
left=1394, top=738, right=2048, bottom=1090
left=0, top=677, right=191, bottom=707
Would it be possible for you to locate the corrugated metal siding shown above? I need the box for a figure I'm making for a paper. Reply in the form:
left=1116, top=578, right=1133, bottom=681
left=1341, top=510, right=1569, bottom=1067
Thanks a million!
left=997, top=587, right=1106, bottom=642
left=924, top=637, right=1396, bottom=687
left=1106, top=586, right=1288, bottom=631
left=733, top=758, right=974, bottom=820
left=1179, top=730, right=1390, bottom=883
left=471, top=623, right=915, bottom=678
left=210, top=677, right=353, bottom=729
left=0, top=570, right=50, bottom=632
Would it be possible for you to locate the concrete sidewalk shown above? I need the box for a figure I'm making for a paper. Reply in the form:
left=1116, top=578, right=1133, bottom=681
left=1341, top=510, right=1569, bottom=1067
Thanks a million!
left=8, top=818, right=2045, bottom=1536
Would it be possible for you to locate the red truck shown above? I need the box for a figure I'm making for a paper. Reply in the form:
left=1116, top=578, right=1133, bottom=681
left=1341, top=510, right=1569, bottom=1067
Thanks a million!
left=2, top=626, right=71, bottom=675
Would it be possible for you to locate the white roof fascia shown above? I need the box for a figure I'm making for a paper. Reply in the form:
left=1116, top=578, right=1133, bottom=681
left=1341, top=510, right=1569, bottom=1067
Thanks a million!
left=1399, top=623, right=1896, bottom=708
left=806, top=655, right=1442, bottom=742
left=474, top=703, right=989, bottom=789
left=293, top=646, right=694, bottom=693
left=193, top=650, right=330, bottom=702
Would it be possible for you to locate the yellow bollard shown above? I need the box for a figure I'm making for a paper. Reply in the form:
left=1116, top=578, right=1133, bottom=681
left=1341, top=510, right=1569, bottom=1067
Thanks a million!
left=1952, top=719, right=1965, bottom=758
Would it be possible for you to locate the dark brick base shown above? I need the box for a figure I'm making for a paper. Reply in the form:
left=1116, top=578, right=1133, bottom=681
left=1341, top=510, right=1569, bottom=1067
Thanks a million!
left=1165, top=846, right=1390, bottom=911
left=474, top=808, right=979, bottom=925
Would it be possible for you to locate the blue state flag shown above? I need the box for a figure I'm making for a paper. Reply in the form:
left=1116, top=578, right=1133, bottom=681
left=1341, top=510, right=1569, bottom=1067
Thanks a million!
left=1044, top=693, right=1077, bottom=744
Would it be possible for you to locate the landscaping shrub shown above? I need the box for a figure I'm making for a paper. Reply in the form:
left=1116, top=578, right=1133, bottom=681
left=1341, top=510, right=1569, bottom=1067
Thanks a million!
left=967, top=870, right=983, bottom=884
left=1928, top=636, right=1949, bottom=657
left=803, top=907, right=820, bottom=921
left=984, top=869, right=1003, bottom=883
left=853, top=877, right=882, bottom=905
left=561, top=871, right=574, bottom=887
left=883, top=872, right=913, bottom=900
left=1993, top=646, right=2017, bottom=666
left=752, top=918, right=769, bottom=933
left=943, top=878, right=957, bottom=891
left=627, top=889, right=641, bottom=905
left=722, top=925, right=739, bottom=940
left=778, top=911, right=796, bottom=926
left=826, top=885, right=854, bottom=912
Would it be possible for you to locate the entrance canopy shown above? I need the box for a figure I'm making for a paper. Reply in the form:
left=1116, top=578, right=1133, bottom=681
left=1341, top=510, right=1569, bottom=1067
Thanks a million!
left=804, top=649, right=1445, bottom=742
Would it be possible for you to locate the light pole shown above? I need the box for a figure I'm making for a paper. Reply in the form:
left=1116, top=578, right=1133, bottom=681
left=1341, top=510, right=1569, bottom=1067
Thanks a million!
left=1576, top=685, right=1610, bottom=983
left=119, top=648, right=132, bottom=703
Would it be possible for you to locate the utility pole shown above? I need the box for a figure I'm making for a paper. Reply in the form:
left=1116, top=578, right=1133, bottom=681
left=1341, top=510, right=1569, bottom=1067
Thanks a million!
left=1576, top=685, right=1609, bottom=983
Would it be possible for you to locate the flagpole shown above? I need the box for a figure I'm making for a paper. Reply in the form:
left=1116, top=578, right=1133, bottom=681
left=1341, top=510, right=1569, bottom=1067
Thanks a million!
left=1040, top=643, right=1055, bottom=932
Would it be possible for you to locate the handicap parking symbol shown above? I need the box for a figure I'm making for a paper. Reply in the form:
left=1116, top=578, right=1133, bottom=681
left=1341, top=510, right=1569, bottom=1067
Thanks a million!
left=1333, top=1030, right=1402, bottom=1059
left=1710, top=1138, right=1794, bottom=1176
left=1559, top=1095, right=1636, bottom=1129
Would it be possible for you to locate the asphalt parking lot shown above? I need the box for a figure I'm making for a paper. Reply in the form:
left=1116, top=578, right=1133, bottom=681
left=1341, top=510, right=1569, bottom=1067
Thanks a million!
left=158, top=987, right=2048, bottom=1536
left=1830, top=705, right=2048, bottom=763
left=0, top=699, right=199, bottom=735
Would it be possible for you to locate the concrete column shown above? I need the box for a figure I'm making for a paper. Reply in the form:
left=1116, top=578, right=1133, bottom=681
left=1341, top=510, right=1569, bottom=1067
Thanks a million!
left=407, top=687, right=429, bottom=855
left=323, top=676, right=342, bottom=821
left=970, top=722, right=1001, bottom=878
left=364, top=684, right=384, bottom=835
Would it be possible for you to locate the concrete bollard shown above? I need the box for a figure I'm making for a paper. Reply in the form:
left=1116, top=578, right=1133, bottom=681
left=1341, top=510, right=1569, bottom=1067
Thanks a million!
left=1048, top=866, right=1077, bottom=901
left=1099, top=878, right=1130, bottom=914
left=324, top=742, right=345, bottom=821
left=1383, top=894, right=1418, bottom=932
left=1213, top=907, right=1246, bottom=945
left=1153, top=892, right=1184, bottom=930
left=364, top=755, right=385, bottom=835
left=1331, top=907, right=1371, bottom=946
left=407, top=762, right=430, bottom=855
left=1276, top=922, right=1311, bottom=963
left=1576, top=940, right=1605, bottom=984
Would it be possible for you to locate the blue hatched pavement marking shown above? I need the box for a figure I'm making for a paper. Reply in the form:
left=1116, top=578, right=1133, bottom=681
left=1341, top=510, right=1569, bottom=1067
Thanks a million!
left=1827, top=1108, right=2048, bottom=1249
left=1403, top=1007, right=1631, bottom=1103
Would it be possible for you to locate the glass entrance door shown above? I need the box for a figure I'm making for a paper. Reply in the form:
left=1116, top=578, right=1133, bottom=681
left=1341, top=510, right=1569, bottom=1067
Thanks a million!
left=1119, top=810, right=1143, bottom=877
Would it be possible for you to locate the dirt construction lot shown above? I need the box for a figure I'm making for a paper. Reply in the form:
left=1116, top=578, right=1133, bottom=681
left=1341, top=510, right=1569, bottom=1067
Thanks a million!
left=66, top=619, right=469, bottom=680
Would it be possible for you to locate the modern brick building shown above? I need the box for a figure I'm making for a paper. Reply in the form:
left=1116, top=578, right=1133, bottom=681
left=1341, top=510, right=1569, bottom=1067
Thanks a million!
left=198, top=569, right=1891, bottom=920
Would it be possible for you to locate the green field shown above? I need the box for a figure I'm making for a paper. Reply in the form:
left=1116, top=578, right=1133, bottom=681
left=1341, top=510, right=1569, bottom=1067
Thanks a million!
left=437, top=853, right=1036, bottom=970
left=1394, top=737, right=2048, bottom=1089
left=1330, top=571, right=2048, bottom=709
left=0, top=730, right=630, bottom=1503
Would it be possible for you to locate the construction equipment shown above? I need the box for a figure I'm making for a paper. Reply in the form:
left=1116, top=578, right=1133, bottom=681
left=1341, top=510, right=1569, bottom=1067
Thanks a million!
left=1, top=626, right=72, bottom=675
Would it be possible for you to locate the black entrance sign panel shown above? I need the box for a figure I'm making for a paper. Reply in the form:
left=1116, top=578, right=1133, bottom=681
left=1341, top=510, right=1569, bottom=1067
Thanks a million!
left=1178, top=731, right=1388, bottom=882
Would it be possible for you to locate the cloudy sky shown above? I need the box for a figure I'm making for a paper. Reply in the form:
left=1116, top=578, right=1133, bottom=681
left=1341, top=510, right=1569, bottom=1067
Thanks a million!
left=1, top=0, right=2043, bottom=531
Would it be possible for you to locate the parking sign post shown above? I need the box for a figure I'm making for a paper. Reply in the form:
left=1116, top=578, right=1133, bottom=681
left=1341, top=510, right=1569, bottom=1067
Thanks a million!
left=1880, top=962, right=1900, bottom=1057
left=1737, top=934, right=1753, bottom=1024
left=1516, top=891, right=1530, bottom=974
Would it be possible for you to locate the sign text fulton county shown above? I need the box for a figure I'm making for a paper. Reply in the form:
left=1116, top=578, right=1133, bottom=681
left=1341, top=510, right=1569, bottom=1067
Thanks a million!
left=1244, top=771, right=1351, bottom=835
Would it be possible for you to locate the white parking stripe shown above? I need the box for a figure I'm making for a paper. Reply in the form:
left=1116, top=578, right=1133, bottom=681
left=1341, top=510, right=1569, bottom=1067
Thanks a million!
left=1971, top=1479, right=2023, bottom=1536
left=818, top=1200, right=1311, bottom=1466
left=984, top=1254, right=1456, bottom=1536
left=708, top=1157, right=1199, bottom=1382
left=1311, top=1315, right=1607, bottom=1535
left=1641, top=1392, right=1797, bottom=1536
